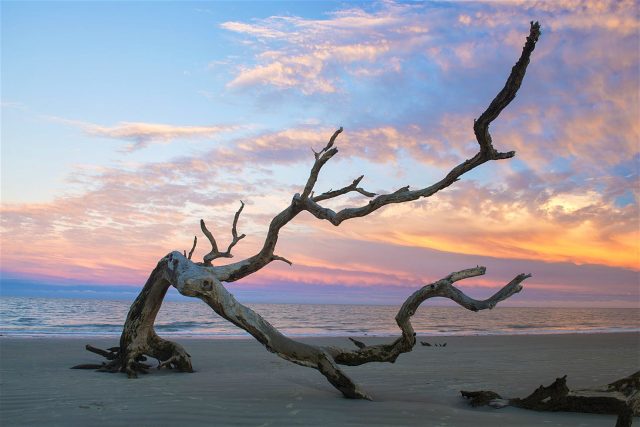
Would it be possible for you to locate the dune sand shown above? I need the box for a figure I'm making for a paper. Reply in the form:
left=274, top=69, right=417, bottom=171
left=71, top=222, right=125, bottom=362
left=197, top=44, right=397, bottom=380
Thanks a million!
left=1, top=333, right=638, bottom=426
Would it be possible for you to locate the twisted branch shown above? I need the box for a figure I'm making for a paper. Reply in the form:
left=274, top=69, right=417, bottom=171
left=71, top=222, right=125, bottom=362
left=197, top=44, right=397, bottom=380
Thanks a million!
left=323, top=268, right=530, bottom=366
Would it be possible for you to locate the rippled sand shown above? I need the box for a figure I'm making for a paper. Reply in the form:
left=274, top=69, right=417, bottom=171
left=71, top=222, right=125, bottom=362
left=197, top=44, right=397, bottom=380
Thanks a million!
left=1, top=333, right=637, bottom=426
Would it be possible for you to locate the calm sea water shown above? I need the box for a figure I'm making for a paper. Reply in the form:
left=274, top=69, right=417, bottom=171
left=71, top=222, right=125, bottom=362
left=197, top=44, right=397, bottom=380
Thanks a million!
left=0, top=297, right=638, bottom=338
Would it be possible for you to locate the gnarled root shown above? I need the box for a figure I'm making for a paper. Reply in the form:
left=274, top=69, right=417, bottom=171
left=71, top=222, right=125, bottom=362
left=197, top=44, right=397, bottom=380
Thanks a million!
left=72, top=335, right=192, bottom=377
left=72, top=258, right=193, bottom=377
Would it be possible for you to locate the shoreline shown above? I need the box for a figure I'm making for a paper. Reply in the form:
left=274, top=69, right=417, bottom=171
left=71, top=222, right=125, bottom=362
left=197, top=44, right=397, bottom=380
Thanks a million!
left=2, top=328, right=639, bottom=340
left=1, top=333, right=638, bottom=426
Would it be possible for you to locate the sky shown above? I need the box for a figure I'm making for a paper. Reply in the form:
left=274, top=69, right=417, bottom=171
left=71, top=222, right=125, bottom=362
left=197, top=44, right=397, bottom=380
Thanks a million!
left=1, top=0, right=638, bottom=307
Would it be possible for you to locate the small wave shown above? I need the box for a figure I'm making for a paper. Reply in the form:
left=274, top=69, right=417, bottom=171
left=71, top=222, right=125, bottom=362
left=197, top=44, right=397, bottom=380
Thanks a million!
left=15, top=317, right=40, bottom=325
left=47, top=323, right=125, bottom=329
left=156, top=322, right=215, bottom=331
left=2, top=297, right=639, bottom=338
left=505, top=324, right=537, bottom=329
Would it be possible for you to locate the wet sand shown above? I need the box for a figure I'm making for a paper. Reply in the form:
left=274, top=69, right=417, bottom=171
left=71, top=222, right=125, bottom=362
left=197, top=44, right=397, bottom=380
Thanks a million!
left=1, top=333, right=638, bottom=426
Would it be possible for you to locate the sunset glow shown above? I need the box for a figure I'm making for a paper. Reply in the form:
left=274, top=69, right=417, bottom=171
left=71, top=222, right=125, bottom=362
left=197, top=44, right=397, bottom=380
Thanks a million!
left=1, top=1, right=638, bottom=306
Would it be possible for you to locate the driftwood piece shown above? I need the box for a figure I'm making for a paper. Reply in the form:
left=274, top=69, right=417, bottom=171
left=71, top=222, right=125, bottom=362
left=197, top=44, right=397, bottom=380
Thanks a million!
left=74, top=23, right=541, bottom=400
left=420, top=341, right=447, bottom=347
left=461, top=371, right=640, bottom=427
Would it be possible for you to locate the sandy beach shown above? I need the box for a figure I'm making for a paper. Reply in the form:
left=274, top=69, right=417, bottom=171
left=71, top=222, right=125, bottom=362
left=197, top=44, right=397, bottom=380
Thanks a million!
left=1, top=333, right=638, bottom=426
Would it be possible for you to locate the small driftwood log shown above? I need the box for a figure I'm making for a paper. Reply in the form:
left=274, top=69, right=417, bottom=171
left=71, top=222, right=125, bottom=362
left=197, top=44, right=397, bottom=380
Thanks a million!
left=461, top=371, right=640, bottom=427
left=73, top=22, right=541, bottom=400
left=420, top=341, right=447, bottom=347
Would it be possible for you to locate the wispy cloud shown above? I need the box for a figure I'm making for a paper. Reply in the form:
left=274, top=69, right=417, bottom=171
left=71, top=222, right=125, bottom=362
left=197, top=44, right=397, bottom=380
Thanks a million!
left=222, top=2, right=420, bottom=94
left=47, top=117, right=238, bottom=151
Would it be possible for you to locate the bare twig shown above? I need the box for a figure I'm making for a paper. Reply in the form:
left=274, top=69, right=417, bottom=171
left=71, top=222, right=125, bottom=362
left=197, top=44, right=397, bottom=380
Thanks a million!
left=271, top=254, right=293, bottom=265
left=202, top=201, right=246, bottom=265
left=300, top=127, right=343, bottom=200
left=313, top=175, right=377, bottom=203
left=187, top=236, right=197, bottom=260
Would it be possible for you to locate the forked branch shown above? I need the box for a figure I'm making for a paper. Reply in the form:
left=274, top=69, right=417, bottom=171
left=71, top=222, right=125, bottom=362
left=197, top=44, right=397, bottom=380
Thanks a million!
left=201, top=201, right=246, bottom=265
left=302, top=127, right=342, bottom=200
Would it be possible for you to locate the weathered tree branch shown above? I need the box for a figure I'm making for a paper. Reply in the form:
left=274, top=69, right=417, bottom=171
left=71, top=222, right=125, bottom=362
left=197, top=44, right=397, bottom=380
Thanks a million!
left=322, top=267, right=529, bottom=366
left=474, top=21, right=541, bottom=159
left=214, top=21, right=540, bottom=283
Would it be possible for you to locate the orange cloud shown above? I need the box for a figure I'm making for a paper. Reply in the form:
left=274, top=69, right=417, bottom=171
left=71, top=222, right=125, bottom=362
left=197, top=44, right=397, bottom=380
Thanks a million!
left=328, top=181, right=639, bottom=270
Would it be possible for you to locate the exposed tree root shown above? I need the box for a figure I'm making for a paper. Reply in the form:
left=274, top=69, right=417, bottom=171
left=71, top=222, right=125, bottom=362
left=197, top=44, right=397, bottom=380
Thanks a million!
left=72, top=260, right=193, bottom=378
left=461, top=372, right=640, bottom=427
left=72, top=339, right=191, bottom=377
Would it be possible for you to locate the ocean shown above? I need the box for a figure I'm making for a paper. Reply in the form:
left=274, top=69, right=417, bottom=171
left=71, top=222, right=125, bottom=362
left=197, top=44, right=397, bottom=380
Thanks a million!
left=1, top=296, right=638, bottom=338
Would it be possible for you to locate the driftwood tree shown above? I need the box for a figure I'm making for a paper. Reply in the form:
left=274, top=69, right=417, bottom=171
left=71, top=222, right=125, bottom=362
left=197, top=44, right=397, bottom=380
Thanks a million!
left=75, top=23, right=540, bottom=400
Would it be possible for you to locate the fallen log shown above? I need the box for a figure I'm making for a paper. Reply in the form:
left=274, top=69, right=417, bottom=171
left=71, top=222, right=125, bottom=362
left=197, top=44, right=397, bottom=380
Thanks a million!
left=461, top=371, right=639, bottom=427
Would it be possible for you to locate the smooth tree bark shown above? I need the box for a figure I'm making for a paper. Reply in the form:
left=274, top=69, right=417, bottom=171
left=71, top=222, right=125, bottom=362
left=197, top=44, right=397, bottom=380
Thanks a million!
left=74, top=22, right=541, bottom=400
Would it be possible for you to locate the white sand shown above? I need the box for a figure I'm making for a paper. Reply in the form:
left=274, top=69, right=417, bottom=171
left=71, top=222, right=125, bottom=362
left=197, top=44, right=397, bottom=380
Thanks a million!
left=1, top=333, right=638, bottom=426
